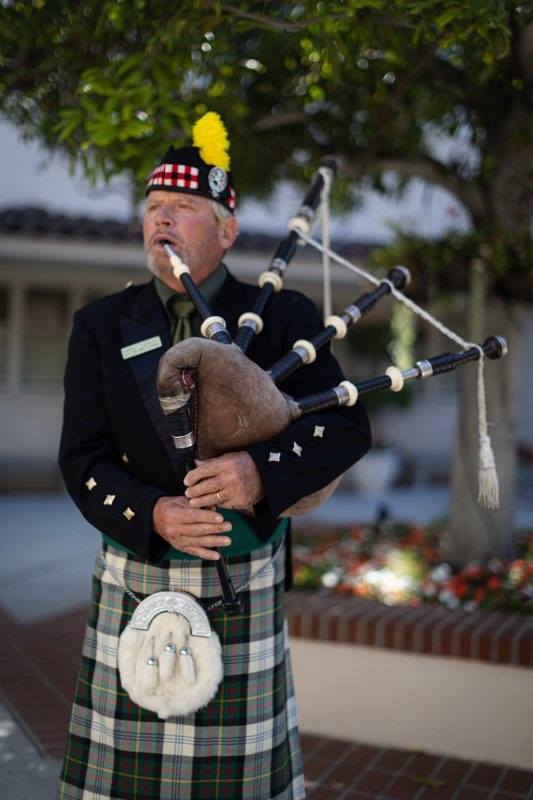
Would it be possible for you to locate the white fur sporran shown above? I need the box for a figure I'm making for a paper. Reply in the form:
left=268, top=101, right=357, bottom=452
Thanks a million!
left=117, top=591, right=223, bottom=719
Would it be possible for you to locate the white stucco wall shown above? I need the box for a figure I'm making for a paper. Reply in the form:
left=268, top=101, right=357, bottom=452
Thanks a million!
left=291, top=637, right=533, bottom=770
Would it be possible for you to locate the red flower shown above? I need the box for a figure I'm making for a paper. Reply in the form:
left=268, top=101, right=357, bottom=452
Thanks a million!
left=465, top=563, right=483, bottom=579
left=452, top=579, right=469, bottom=598
left=475, top=587, right=487, bottom=602
left=487, top=576, right=503, bottom=591
left=408, top=530, right=424, bottom=546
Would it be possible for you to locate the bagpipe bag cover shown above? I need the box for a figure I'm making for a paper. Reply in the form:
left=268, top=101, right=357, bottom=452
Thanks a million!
left=157, top=338, right=340, bottom=516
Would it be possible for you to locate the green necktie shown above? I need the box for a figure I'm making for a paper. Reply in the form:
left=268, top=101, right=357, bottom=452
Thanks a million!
left=168, top=296, right=196, bottom=344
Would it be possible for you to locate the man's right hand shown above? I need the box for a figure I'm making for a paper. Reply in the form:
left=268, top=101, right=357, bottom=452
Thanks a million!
left=152, top=496, right=232, bottom=560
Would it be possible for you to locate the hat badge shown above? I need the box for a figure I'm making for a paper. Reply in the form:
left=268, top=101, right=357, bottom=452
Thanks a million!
left=208, top=167, right=228, bottom=198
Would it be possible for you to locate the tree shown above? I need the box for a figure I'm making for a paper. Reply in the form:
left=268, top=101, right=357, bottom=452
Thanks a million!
left=1, top=1, right=531, bottom=561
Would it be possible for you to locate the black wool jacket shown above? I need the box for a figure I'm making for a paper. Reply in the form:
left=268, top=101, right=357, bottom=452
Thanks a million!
left=59, top=272, right=371, bottom=564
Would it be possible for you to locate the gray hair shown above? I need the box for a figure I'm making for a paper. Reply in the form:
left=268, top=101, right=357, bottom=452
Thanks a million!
left=209, top=200, right=234, bottom=222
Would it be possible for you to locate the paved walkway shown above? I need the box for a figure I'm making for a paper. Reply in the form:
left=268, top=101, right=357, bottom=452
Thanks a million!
left=1, top=491, right=532, bottom=798
left=301, top=735, right=533, bottom=799
left=0, top=700, right=61, bottom=800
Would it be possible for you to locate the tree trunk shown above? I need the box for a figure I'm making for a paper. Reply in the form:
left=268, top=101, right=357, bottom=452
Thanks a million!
left=444, top=296, right=523, bottom=565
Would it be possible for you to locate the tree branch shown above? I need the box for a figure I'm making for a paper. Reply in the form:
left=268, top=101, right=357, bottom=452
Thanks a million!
left=337, top=153, right=485, bottom=220
left=206, top=3, right=416, bottom=34
left=210, top=2, right=301, bottom=32
left=253, top=110, right=308, bottom=131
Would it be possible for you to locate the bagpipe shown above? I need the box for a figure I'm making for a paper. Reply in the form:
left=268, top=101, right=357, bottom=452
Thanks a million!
left=156, top=161, right=507, bottom=615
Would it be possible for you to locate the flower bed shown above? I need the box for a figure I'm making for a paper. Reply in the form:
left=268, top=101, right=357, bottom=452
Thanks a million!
left=292, top=522, right=533, bottom=614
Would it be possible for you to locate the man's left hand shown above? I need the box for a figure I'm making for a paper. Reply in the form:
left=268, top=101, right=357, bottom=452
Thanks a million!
left=184, top=452, right=265, bottom=511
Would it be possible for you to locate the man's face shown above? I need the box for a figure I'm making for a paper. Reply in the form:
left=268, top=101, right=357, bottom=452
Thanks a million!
left=143, top=191, right=237, bottom=289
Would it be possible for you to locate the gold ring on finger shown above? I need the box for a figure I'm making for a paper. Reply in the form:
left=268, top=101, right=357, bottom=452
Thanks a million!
left=216, top=490, right=225, bottom=502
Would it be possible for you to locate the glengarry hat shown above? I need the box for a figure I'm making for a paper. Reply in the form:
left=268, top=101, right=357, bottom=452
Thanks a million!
left=146, top=112, right=236, bottom=213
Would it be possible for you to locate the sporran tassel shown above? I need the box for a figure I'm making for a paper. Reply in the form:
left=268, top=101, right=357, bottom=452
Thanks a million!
left=140, top=637, right=159, bottom=693
left=476, top=355, right=500, bottom=509
left=179, top=646, right=196, bottom=686
left=159, top=635, right=177, bottom=682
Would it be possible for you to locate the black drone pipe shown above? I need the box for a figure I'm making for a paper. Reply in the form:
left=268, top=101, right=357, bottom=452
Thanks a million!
left=234, top=158, right=338, bottom=355
left=294, top=336, right=507, bottom=418
left=268, top=266, right=411, bottom=385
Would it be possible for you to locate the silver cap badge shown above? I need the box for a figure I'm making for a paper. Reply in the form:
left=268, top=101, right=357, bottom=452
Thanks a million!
left=208, top=167, right=228, bottom=198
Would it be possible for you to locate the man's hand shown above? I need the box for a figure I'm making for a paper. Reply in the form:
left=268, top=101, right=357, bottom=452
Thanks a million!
left=184, top=452, right=265, bottom=511
left=152, top=496, right=232, bottom=560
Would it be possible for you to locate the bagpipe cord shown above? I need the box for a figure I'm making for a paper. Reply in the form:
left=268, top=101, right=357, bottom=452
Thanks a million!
left=301, top=210, right=500, bottom=510
left=318, top=165, right=333, bottom=321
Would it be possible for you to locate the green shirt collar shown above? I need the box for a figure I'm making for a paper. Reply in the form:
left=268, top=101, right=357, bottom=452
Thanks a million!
left=155, top=262, right=228, bottom=321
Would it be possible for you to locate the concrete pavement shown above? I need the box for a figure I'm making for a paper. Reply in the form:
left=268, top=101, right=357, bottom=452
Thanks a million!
left=0, top=700, right=61, bottom=800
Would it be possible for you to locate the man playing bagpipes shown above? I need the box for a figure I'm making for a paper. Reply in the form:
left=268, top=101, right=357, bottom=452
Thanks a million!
left=57, top=112, right=371, bottom=800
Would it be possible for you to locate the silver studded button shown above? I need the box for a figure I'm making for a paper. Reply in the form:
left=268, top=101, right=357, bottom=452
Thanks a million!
left=313, top=425, right=325, bottom=438
left=85, top=477, right=97, bottom=490
left=103, top=494, right=116, bottom=506
left=123, top=507, right=135, bottom=521
left=292, top=442, right=302, bottom=457
left=268, top=452, right=281, bottom=462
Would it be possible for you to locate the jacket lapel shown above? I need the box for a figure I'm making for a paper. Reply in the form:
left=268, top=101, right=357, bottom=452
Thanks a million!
left=120, top=273, right=248, bottom=482
left=120, top=281, right=184, bottom=479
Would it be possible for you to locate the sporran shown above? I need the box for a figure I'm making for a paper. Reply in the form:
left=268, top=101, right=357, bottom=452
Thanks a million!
left=118, top=590, right=223, bottom=719
left=103, top=546, right=279, bottom=719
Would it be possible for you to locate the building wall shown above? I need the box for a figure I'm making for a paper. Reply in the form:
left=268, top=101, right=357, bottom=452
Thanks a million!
left=0, top=241, right=141, bottom=487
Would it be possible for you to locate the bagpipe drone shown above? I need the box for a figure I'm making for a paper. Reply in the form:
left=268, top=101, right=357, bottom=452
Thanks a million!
left=156, top=161, right=507, bottom=616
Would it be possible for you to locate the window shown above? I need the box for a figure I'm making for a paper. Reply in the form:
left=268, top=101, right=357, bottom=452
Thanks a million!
left=21, top=288, right=68, bottom=390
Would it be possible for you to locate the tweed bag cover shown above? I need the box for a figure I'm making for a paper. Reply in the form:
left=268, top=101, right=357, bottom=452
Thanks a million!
left=56, top=539, right=305, bottom=800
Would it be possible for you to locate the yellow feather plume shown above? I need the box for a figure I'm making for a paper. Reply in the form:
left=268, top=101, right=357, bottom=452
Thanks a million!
left=192, top=112, right=231, bottom=171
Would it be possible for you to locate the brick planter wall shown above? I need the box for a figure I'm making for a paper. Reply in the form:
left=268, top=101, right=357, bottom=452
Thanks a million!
left=287, top=591, right=533, bottom=768
left=285, top=590, right=533, bottom=667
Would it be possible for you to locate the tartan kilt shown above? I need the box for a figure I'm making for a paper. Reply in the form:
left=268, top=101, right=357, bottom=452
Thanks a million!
left=57, top=538, right=305, bottom=800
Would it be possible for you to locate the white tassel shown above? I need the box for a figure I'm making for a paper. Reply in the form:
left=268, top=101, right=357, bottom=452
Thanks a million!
left=159, top=645, right=177, bottom=682
left=179, top=648, right=196, bottom=686
left=476, top=355, right=500, bottom=509
left=478, top=434, right=500, bottom=509
left=140, top=656, right=159, bottom=693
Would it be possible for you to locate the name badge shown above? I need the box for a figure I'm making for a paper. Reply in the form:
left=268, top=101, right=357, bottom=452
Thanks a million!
left=121, top=336, right=163, bottom=360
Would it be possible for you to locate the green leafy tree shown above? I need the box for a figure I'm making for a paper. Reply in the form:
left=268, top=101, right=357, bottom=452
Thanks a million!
left=1, top=1, right=531, bottom=562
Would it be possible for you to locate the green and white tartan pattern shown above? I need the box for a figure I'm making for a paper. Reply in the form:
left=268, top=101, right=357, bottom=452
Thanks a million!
left=57, top=538, right=305, bottom=800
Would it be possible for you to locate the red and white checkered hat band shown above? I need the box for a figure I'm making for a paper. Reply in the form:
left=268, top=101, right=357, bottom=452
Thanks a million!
left=148, top=163, right=199, bottom=190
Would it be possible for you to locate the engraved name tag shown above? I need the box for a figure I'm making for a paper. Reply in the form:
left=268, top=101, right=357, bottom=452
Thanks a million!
left=121, top=336, right=163, bottom=360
